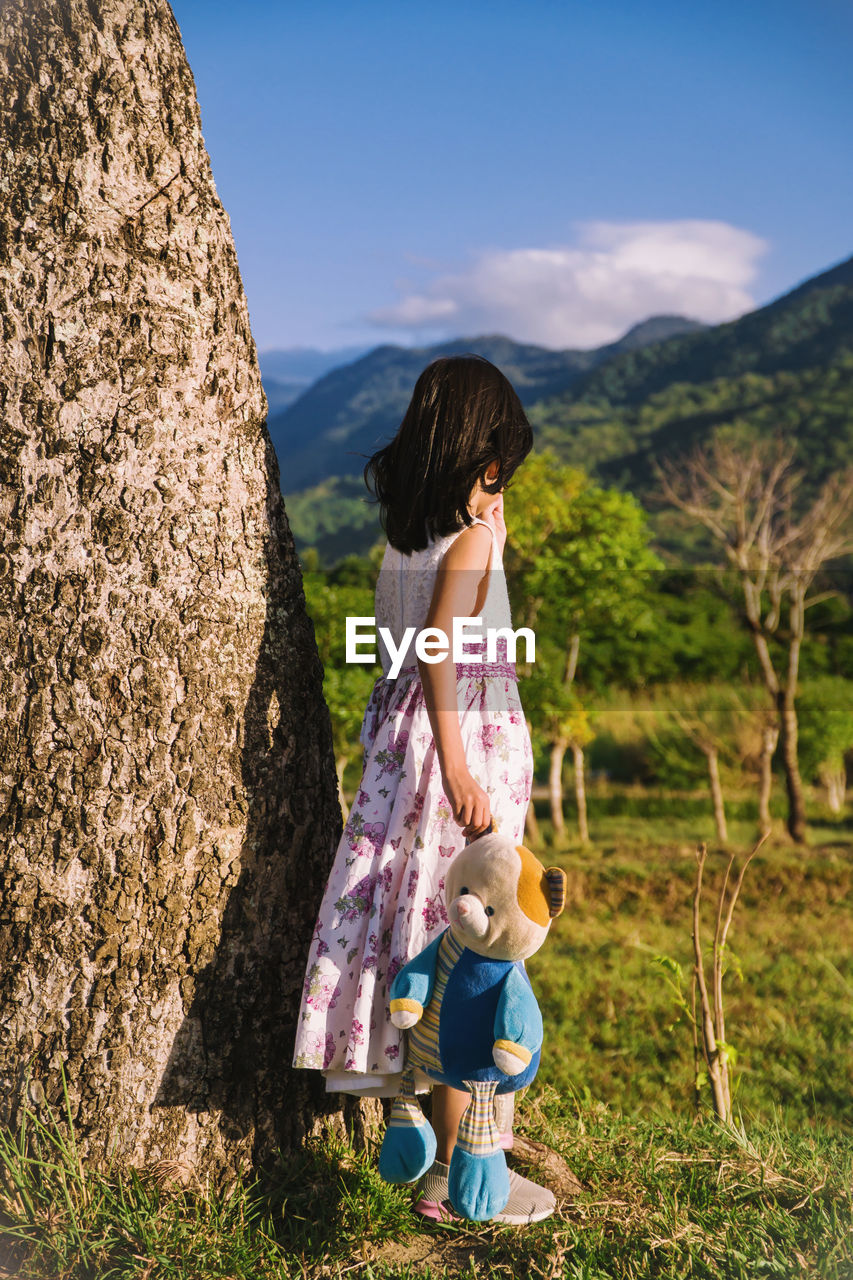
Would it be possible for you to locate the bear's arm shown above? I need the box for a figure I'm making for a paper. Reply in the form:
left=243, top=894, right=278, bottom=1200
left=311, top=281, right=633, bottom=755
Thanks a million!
left=389, top=931, right=444, bottom=1029
left=492, top=966, right=544, bottom=1075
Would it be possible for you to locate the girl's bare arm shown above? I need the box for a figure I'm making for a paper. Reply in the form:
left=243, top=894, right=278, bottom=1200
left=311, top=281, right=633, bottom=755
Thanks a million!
left=418, top=523, right=493, bottom=835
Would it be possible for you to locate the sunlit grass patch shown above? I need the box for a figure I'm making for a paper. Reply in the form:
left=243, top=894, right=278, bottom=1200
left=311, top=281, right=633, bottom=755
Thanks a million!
left=526, top=826, right=853, bottom=1132
left=2, top=1085, right=851, bottom=1279
left=2, top=826, right=851, bottom=1278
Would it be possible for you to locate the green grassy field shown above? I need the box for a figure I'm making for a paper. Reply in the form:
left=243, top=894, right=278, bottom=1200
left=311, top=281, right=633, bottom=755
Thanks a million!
left=526, top=800, right=853, bottom=1134
left=2, top=807, right=851, bottom=1279
left=3, top=1090, right=850, bottom=1280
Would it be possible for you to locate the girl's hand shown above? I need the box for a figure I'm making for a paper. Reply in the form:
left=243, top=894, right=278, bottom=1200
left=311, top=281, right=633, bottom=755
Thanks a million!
left=442, top=766, right=491, bottom=838
left=484, top=493, right=507, bottom=556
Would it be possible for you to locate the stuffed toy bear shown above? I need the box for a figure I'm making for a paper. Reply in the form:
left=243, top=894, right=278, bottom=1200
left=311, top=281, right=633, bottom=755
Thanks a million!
left=378, top=831, right=567, bottom=1221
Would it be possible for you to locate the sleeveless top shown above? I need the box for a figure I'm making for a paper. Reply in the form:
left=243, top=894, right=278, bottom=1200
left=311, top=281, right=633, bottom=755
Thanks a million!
left=374, top=515, right=514, bottom=679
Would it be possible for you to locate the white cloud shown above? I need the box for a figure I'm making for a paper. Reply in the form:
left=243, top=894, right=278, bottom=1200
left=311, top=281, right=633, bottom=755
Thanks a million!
left=366, top=220, right=769, bottom=348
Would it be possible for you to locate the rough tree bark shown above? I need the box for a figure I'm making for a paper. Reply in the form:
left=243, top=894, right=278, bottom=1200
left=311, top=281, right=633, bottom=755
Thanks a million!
left=335, top=754, right=350, bottom=823
left=0, top=0, right=360, bottom=1182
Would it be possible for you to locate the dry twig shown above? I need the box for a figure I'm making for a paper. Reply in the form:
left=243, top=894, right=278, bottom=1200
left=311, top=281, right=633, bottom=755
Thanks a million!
left=691, top=834, right=768, bottom=1123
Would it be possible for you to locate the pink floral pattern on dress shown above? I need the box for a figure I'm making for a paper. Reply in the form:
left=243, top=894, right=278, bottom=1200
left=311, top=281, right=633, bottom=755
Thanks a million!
left=292, top=665, right=533, bottom=1084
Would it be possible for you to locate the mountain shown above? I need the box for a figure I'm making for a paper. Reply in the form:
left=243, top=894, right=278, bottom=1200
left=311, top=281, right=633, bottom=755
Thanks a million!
left=262, top=377, right=310, bottom=415
left=268, top=320, right=705, bottom=493
left=565, top=254, right=853, bottom=409
left=258, top=345, right=373, bottom=415
left=607, top=315, right=707, bottom=352
left=258, top=345, right=372, bottom=383
left=274, top=254, right=853, bottom=563
left=529, top=254, right=853, bottom=509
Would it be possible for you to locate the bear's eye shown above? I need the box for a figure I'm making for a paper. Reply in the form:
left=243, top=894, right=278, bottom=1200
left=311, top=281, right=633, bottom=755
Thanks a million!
left=485, top=906, right=495, bottom=917
left=460, top=886, right=469, bottom=896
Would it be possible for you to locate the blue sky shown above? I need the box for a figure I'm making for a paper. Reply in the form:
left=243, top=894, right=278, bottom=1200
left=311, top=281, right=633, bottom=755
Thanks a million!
left=171, top=0, right=852, bottom=352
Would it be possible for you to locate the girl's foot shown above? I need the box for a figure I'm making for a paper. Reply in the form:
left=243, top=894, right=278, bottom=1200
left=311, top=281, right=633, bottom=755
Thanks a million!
left=414, top=1161, right=555, bottom=1225
left=413, top=1159, right=457, bottom=1222
left=492, top=1170, right=556, bottom=1225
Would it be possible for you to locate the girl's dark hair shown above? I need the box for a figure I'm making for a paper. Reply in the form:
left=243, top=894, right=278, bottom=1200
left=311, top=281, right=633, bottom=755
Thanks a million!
left=363, top=354, right=533, bottom=553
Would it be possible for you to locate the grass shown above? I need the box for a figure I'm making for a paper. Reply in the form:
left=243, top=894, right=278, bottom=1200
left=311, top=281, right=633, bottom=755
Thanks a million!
left=2, top=809, right=852, bottom=1278
left=525, top=811, right=853, bottom=1133
left=2, top=1090, right=850, bottom=1279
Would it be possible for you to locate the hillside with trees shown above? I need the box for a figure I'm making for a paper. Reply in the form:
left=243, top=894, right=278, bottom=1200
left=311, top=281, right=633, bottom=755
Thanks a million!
left=269, top=321, right=705, bottom=494
left=278, top=254, right=853, bottom=565
left=532, top=254, right=853, bottom=552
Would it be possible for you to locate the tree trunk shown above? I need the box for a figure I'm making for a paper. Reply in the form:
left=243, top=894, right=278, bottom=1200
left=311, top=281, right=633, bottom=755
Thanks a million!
left=565, top=632, right=580, bottom=685
left=780, top=595, right=808, bottom=843
left=757, top=724, right=778, bottom=835
left=777, top=688, right=807, bottom=843
left=571, top=741, right=589, bottom=844
left=705, top=748, right=728, bottom=844
left=743, top=598, right=809, bottom=842
left=819, top=764, right=846, bottom=815
left=0, top=0, right=358, bottom=1182
left=549, top=738, right=567, bottom=836
left=335, top=754, right=350, bottom=822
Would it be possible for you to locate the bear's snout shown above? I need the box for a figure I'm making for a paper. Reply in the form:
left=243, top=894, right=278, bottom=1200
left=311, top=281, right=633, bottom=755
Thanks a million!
left=449, top=893, right=489, bottom=939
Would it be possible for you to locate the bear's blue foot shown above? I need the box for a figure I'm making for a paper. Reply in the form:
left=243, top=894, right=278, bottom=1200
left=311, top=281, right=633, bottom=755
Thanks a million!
left=448, top=1148, right=510, bottom=1221
left=379, top=1121, right=436, bottom=1184
left=379, top=1069, right=437, bottom=1185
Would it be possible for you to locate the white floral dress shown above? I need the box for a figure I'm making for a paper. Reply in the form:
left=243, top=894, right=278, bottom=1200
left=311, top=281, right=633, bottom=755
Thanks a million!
left=292, top=517, right=533, bottom=1095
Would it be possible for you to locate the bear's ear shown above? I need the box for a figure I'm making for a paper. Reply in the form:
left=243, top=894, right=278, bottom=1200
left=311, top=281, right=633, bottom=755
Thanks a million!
left=545, top=867, right=567, bottom=918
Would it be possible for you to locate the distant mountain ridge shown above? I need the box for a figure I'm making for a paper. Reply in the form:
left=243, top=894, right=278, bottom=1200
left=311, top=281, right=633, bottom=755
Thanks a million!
left=608, top=315, right=708, bottom=351
left=268, top=318, right=706, bottom=492
left=528, top=253, right=853, bottom=559
left=275, top=253, right=853, bottom=563
left=568, top=253, right=853, bottom=408
left=259, top=345, right=372, bottom=383
left=259, top=345, right=374, bottom=415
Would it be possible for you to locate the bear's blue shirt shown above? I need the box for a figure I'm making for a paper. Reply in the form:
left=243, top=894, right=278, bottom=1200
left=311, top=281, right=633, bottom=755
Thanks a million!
left=437, top=948, right=541, bottom=1090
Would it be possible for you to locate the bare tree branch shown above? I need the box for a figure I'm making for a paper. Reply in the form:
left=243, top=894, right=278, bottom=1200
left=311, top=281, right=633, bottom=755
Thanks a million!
left=657, top=436, right=853, bottom=842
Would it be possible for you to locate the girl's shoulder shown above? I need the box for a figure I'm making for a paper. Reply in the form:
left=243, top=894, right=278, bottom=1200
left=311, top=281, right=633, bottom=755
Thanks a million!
left=437, top=518, right=495, bottom=572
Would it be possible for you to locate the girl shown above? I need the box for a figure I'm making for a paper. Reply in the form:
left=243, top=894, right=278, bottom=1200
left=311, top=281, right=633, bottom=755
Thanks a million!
left=293, top=355, right=554, bottom=1224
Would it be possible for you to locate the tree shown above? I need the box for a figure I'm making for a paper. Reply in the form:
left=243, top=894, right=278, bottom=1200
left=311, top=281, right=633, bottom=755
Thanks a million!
left=0, top=0, right=353, bottom=1180
left=730, top=686, right=779, bottom=837
left=660, top=439, right=853, bottom=843
left=797, top=679, right=853, bottom=814
left=655, top=836, right=766, bottom=1127
left=505, top=453, right=662, bottom=838
left=648, top=686, right=747, bottom=845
